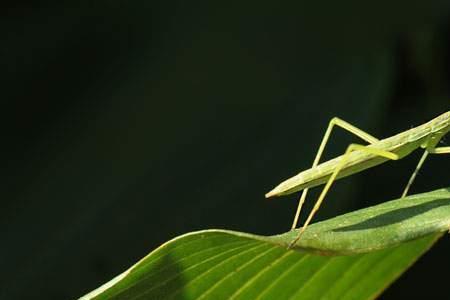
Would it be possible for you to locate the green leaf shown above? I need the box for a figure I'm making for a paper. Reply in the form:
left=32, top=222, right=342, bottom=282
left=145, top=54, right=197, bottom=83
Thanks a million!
left=80, top=187, right=450, bottom=300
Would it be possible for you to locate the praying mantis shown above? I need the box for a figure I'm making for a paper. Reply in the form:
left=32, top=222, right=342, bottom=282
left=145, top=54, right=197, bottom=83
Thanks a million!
left=265, top=111, right=450, bottom=248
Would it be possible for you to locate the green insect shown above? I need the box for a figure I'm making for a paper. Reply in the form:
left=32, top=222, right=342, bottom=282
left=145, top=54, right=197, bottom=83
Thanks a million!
left=266, top=111, right=450, bottom=248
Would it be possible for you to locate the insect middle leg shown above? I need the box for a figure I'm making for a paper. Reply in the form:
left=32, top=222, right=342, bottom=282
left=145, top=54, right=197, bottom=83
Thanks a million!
left=289, top=144, right=400, bottom=248
left=401, top=144, right=450, bottom=198
left=291, top=117, right=380, bottom=230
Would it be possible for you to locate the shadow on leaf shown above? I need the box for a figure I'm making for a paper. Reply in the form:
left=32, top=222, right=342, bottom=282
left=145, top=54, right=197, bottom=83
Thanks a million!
left=333, top=197, right=450, bottom=232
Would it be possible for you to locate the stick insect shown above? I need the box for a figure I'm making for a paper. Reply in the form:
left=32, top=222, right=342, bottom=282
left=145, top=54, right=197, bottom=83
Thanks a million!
left=265, top=111, right=450, bottom=248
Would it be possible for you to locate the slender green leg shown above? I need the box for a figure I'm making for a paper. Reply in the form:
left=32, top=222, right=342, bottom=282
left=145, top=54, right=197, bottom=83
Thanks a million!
left=289, top=143, right=399, bottom=248
left=291, top=118, right=379, bottom=230
left=401, top=146, right=450, bottom=197
left=429, top=146, right=450, bottom=154
left=401, top=150, right=429, bottom=198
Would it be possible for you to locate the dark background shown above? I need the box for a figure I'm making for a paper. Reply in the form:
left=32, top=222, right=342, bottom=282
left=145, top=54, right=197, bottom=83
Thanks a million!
left=2, top=2, right=450, bottom=299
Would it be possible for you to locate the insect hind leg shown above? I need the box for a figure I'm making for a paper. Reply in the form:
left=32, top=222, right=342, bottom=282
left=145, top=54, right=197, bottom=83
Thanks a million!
left=289, top=143, right=399, bottom=249
left=291, top=117, right=379, bottom=230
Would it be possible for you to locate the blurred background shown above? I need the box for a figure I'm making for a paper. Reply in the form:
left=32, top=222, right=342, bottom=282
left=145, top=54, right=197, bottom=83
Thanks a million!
left=2, top=2, right=450, bottom=299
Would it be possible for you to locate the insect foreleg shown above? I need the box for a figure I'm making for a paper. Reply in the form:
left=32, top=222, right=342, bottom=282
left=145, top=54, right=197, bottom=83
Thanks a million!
left=429, top=146, right=450, bottom=154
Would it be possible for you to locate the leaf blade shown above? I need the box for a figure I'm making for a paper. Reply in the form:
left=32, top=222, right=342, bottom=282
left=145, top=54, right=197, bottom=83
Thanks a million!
left=80, top=187, right=450, bottom=300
